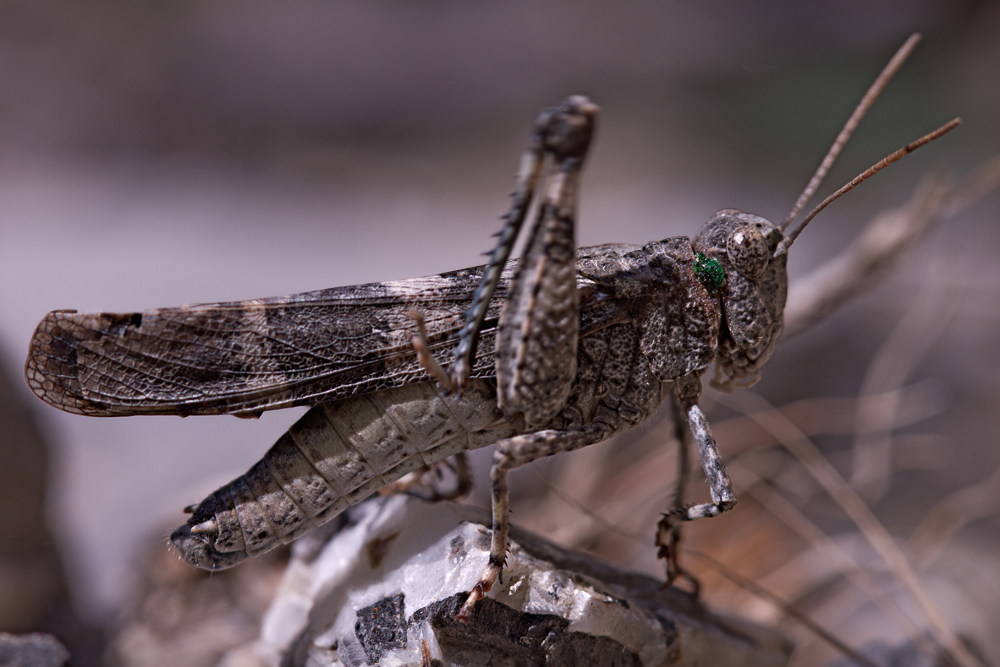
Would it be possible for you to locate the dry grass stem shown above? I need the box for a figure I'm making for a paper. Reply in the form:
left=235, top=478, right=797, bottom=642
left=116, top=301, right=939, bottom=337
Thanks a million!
left=784, top=152, right=1000, bottom=337
left=941, top=154, right=1000, bottom=218
left=686, top=549, right=882, bottom=667
left=712, top=382, right=945, bottom=457
left=728, top=458, right=940, bottom=662
left=531, top=464, right=648, bottom=545
left=719, top=390, right=985, bottom=667
left=850, top=275, right=957, bottom=500
left=908, top=461, right=1000, bottom=569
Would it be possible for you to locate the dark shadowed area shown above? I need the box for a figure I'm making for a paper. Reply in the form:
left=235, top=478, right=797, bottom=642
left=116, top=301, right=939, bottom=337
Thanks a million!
left=0, top=2, right=998, bottom=665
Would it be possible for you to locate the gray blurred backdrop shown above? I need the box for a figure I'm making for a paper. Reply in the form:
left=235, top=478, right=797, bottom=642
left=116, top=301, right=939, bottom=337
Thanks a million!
left=0, top=0, right=998, bottom=662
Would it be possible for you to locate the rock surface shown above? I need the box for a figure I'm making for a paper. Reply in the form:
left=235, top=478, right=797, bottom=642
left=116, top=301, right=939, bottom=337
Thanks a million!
left=220, top=495, right=792, bottom=667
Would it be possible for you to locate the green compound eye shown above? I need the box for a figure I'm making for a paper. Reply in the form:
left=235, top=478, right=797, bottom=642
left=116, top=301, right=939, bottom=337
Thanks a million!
left=694, top=252, right=726, bottom=294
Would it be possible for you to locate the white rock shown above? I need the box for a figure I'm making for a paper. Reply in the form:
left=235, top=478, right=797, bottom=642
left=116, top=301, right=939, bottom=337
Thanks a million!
left=222, top=495, right=791, bottom=667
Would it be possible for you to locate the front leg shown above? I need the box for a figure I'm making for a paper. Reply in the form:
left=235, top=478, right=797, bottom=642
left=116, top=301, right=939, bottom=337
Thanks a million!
left=656, top=374, right=737, bottom=582
left=457, top=424, right=610, bottom=622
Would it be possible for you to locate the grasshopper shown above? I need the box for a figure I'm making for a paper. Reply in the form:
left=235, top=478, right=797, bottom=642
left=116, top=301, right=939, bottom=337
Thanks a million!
left=24, top=34, right=957, bottom=620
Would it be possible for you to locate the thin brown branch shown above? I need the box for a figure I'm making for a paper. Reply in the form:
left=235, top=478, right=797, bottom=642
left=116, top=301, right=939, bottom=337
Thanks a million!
left=685, top=549, right=883, bottom=667
left=785, top=153, right=1000, bottom=337
left=908, top=461, right=1000, bottom=569
left=850, top=275, right=957, bottom=500
left=728, top=459, right=940, bottom=662
left=717, top=390, right=985, bottom=667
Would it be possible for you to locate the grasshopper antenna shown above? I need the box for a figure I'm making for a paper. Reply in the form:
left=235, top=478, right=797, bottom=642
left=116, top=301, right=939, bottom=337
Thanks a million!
left=774, top=117, right=962, bottom=258
left=781, top=32, right=922, bottom=232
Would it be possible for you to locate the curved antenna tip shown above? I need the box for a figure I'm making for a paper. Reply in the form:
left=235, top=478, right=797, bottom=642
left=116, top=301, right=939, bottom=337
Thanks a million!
left=774, top=116, right=961, bottom=258
left=780, top=33, right=925, bottom=231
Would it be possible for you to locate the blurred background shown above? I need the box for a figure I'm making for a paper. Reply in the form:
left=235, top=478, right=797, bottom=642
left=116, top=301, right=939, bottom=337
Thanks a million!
left=0, top=1, right=998, bottom=665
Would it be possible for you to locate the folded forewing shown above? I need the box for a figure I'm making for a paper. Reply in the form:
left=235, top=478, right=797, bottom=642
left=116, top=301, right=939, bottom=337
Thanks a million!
left=25, top=266, right=499, bottom=416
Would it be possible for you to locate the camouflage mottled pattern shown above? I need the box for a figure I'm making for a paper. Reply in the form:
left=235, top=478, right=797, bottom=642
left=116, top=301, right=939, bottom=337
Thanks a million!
left=693, top=209, right=787, bottom=391
left=496, top=167, right=582, bottom=431
left=24, top=250, right=681, bottom=419
left=173, top=309, right=674, bottom=570
left=25, top=267, right=511, bottom=417
left=172, top=379, right=514, bottom=569
left=25, top=225, right=787, bottom=570
left=24, top=95, right=793, bottom=579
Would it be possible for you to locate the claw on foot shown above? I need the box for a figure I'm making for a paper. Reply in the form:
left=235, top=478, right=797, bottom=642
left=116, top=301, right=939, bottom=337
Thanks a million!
left=655, top=510, right=704, bottom=595
left=456, top=580, right=491, bottom=623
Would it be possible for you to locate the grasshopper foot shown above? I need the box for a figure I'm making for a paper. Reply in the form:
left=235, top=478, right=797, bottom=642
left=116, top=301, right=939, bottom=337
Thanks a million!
left=655, top=507, right=715, bottom=595
left=656, top=508, right=687, bottom=586
left=655, top=511, right=701, bottom=594
left=456, top=553, right=505, bottom=623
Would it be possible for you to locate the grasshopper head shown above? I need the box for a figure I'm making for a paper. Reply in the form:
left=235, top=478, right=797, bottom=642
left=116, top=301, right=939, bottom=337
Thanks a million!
left=682, top=37, right=961, bottom=392
left=692, top=209, right=788, bottom=391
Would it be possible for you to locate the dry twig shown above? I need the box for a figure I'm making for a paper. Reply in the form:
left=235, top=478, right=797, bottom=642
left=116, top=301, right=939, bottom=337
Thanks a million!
left=785, top=154, right=1000, bottom=337
left=686, top=549, right=882, bottom=667
left=908, top=461, right=1000, bottom=570
left=727, top=458, right=940, bottom=662
left=718, top=390, right=985, bottom=667
left=850, top=275, right=957, bottom=500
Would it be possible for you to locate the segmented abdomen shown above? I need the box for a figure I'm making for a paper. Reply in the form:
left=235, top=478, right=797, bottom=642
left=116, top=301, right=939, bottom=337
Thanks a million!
left=171, top=379, right=513, bottom=570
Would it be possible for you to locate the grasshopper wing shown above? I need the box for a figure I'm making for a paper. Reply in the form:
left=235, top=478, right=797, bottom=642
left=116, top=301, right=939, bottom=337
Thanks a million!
left=26, top=268, right=498, bottom=417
